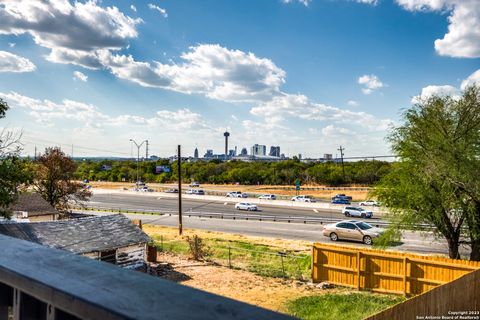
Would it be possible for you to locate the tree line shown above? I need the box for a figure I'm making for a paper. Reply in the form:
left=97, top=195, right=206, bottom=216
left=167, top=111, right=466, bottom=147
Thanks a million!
left=74, top=158, right=393, bottom=186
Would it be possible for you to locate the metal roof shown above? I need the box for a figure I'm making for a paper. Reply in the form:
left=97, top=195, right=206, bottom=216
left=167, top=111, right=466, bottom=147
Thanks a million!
left=0, top=214, right=150, bottom=254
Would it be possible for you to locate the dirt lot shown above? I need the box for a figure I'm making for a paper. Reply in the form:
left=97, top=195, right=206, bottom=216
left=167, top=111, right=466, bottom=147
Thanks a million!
left=153, top=252, right=343, bottom=314
left=90, top=181, right=370, bottom=200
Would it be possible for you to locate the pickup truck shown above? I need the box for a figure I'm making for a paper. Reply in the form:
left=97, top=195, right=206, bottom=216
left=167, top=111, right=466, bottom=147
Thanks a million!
left=291, top=195, right=316, bottom=202
left=226, top=191, right=247, bottom=198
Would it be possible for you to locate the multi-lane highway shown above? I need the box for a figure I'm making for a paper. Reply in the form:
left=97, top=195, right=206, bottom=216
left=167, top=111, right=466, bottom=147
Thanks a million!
left=84, top=191, right=471, bottom=256
left=88, top=193, right=376, bottom=221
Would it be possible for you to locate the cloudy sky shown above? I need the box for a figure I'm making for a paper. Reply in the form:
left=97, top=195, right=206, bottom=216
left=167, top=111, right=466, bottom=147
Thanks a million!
left=0, top=0, right=479, bottom=158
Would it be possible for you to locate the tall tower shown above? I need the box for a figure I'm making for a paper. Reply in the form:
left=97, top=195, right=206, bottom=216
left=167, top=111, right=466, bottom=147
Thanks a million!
left=224, top=131, right=230, bottom=160
left=194, top=147, right=199, bottom=158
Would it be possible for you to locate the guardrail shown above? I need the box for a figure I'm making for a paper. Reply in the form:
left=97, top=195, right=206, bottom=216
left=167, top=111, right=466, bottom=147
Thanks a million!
left=74, top=206, right=435, bottom=230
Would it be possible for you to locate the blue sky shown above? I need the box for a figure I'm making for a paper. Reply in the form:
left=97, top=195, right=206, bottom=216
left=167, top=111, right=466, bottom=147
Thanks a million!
left=0, top=0, right=479, bottom=158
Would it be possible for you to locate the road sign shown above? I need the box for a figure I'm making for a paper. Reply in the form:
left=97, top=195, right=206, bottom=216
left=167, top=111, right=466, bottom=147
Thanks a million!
left=295, top=179, right=301, bottom=187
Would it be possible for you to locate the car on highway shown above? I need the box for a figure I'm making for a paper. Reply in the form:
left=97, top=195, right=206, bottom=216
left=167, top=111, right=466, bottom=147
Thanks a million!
left=189, top=182, right=200, bottom=187
left=226, top=191, right=247, bottom=198
left=258, top=194, right=276, bottom=200
left=360, top=200, right=380, bottom=207
left=335, top=194, right=352, bottom=201
left=322, top=220, right=384, bottom=245
left=342, top=206, right=373, bottom=218
left=331, top=197, right=350, bottom=204
left=234, top=202, right=258, bottom=211
left=186, top=189, right=205, bottom=195
left=165, top=188, right=179, bottom=193
left=291, top=195, right=316, bottom=202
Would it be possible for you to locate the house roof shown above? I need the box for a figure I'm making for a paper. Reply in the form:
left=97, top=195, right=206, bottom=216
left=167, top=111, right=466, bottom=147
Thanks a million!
left=0, top=214, right=150, bottom=254
left=10, top=193, right=58, bottom=216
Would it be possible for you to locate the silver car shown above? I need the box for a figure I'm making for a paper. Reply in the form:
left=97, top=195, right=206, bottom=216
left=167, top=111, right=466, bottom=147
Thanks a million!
left=234, top=202, right=258, bottom=211
left=322, top=220, right=384, bottom=245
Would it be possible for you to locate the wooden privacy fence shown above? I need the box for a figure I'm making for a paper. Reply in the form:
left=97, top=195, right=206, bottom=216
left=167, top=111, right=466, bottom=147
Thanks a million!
left=366, top=268, right=480, bottom=320
left=312, top=243, right=480, bottom=295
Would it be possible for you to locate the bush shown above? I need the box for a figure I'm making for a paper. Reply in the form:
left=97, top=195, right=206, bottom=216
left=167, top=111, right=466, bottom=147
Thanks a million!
left=186, top=235, right=210, bottom=261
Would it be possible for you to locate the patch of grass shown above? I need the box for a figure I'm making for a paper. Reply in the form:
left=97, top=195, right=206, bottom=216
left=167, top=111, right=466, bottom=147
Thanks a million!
left=286, top=293, right=405, bottom=320
left=150, top=233, right=311, bottom=280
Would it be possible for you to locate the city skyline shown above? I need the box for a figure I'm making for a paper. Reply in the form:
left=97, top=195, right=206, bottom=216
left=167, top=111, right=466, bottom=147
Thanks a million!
left=0, top=0, right=479, bottom=158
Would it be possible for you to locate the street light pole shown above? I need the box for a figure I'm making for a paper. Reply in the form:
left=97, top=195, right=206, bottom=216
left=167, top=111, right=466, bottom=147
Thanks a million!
left=130, top=139, right=147, bottom=185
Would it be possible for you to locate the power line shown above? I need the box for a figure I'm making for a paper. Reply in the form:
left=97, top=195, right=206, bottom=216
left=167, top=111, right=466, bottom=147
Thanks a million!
left=22, top=136, right=132, bottom=157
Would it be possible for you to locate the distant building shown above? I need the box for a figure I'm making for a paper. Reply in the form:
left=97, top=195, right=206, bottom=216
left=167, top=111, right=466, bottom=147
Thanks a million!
left=269, top=146, right=281, bottom=157
left=194, top=147, right=199, bottom=158
left=101, top=164, right=112, bottom=171
left=204, top=149, right=214, bottom=158
left=240, top=148, right=248, bottom=156
left=251, top=144, right=266, bottom=156
left=323, top=153, right=333, bottom=161
left=228, top=150, right=236, bottom=157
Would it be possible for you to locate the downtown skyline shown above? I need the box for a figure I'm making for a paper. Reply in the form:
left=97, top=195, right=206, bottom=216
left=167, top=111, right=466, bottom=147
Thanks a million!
left=0, top=0, right=479, bottom=158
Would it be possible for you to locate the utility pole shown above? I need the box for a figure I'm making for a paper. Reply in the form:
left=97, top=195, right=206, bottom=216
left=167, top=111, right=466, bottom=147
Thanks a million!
left=338, top=145, right=346, bottom=182
left=130, top=139, right=147, bottom=185
left=34, top=146, right=37, bottom=160
left=145, top=140, right=149, bottom=159
left=71, top=144, right=74, bottom=159
left=178, top=145, right=183, bottom=236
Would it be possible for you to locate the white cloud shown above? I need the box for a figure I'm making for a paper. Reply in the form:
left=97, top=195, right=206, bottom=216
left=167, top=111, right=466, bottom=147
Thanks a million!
left=73, top=71, right=88, bottom=82
left=282, top=0, right=311, bottom=6
left=412, top=69, right=480, bottom=103
left=0, top=51, right=36, bottom=73
left=148, top=3, right=168, bottom=17
left=321, top=125, right=353, bottom=137
left=347, top=100, right=359, bottom=107
left=0, top=91, right=211, bottom=133
left=461, top=69, right=480, bottom=90
left=99, top=44, right=286, bottom=103
left=396, top=0, right=480, bottom=58
left=0, top=0, right=142, bottom=69
left=8, top=42, right=15, bottom=47
left=358, top=74, right=385, bottom=94
left=354, top=0, right=378, bottom=5
left=250, top=93, right=392, bottom=132
left=411, top=85, right=460, bottom=103
left=148, top=3, right=168, bottom=18
left=130, top=5, right=137, bottom=12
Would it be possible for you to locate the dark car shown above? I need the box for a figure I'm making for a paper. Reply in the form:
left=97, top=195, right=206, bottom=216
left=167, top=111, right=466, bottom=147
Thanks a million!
left=331, top=197, right=351, bottom=204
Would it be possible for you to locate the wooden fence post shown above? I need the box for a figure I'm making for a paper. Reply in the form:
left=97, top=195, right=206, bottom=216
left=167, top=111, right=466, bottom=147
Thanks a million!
left=357, top=251, right=362, bottom=291
left=403, top=257, right=408, bottom=295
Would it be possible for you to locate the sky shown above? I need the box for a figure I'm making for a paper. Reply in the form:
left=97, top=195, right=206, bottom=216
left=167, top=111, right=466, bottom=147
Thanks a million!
left=0, top=0, right=479, bottom=158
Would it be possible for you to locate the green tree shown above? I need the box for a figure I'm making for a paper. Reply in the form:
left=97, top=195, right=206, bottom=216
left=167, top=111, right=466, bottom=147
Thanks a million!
left=0, top=98, right=29, bottom=218
left=374, top=86, right=480, bottom=260
left=33, top=147, right=91, bottom=214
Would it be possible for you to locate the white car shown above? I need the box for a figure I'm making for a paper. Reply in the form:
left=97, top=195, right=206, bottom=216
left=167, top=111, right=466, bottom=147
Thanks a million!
left=360, top=200, right=380, bottom=207
left=234, top=202, right=258, bottom=211
left=189, top=182, right=200, bottom=187
left=342, top=206, right=373, bottom=218
left=258, top=194, right=276, bottom=200
left=291, top=195, right=316, bottom=203
left=226, top=191, right=247, bottom=198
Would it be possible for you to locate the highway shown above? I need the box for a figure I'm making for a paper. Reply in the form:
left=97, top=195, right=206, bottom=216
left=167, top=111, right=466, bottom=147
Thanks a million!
left=89, top=193, right=379, bottom=221
left=85, top=192, right=471, bottom=256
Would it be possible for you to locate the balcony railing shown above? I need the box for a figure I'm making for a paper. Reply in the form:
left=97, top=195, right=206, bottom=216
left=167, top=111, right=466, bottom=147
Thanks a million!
left=0, top=234, right=292, bottom=320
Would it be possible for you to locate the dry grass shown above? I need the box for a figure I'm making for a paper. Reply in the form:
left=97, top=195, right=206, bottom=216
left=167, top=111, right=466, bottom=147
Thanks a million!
left=155, top=252, right=347, bottom=313
left=143, top=224, right=312, bottom=253
left=90, top=181, right=370, bottom=200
